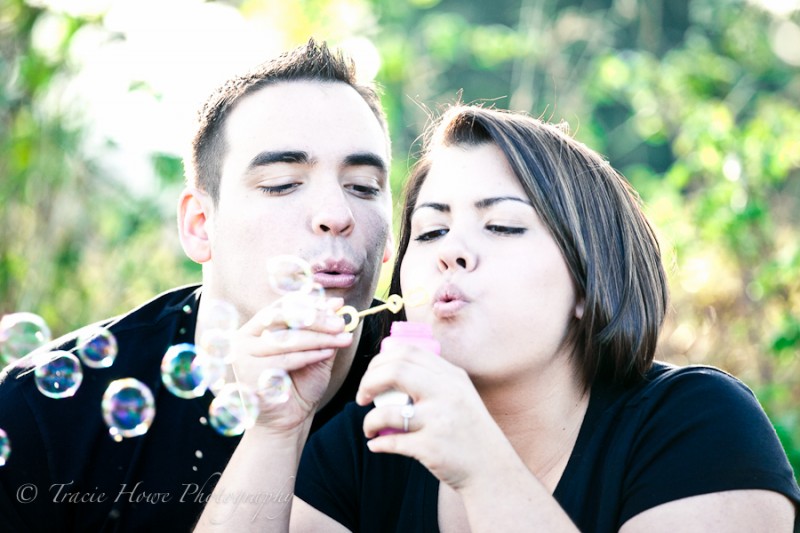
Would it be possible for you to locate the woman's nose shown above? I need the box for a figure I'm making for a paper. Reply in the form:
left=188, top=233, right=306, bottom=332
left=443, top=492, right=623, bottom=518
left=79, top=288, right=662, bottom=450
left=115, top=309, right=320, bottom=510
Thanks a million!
left=437, top=236, right=477, bottom=273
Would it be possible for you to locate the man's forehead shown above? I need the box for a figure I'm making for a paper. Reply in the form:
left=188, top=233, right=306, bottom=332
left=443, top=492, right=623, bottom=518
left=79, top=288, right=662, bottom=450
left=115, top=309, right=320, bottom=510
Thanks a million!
left=223, top=80, right=389, bottom=162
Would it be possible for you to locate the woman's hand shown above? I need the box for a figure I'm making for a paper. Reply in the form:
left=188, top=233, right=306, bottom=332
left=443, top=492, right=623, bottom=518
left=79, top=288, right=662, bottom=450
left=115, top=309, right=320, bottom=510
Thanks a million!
left=355, top=343, right=509, bottom=491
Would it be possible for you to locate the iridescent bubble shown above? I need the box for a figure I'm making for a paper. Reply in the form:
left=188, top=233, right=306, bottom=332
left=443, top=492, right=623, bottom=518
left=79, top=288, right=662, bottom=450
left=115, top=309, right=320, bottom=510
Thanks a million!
left=0, top=428, right=10, bottom=467
left=102, top=378, right=156, bottom=441
left=161, top=343, right=209, bottom=399
left=205, top=358, right=227, bottom=395
left=266, top=255, right=313, bottom=295
left=33, top=351, right=83, bottom=399
left=0, top=312, right=51, bottom=366
left=276, top=292, right=319, bottom=329
left=257, top=368, right=292, bottom=405
left=76, top=327, right=118, bottom=369
left=200, top=299, right=239, bottom=332
left=199, top=328, right=234, bottom=364
left=208, top=383, right=259, bottom=437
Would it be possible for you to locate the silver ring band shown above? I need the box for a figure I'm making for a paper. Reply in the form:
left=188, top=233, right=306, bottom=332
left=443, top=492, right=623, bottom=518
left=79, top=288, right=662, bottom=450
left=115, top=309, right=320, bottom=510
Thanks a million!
left=400, top=403, right=415, bottom=433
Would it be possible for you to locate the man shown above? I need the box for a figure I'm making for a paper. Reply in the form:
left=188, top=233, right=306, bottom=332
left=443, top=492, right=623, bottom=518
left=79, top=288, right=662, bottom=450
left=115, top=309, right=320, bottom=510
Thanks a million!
left=0, top=39, right=393, bottom=531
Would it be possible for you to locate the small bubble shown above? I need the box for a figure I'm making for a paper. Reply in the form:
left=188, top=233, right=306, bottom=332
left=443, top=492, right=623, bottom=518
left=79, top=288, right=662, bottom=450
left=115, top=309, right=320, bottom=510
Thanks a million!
left=200, top=300, right=239, bottom=332
left=182, top=304, right=193, bottom=315
left=161, top=343, right=209, bottom=399
left=195, top=450, right=203, bottom=459
left=0, top=312, right=52, bottom=366
left=33, top=351, right=83, bottom=399
left=0, top=428, right=10, bottom=467
left=208, top=383, right=259, bottom=437
left=199, top=416, right=208, bottom=425
left=179, top=327, right=187, bottom=335
left=192, top=466, right=198, bottom=472
left=102, top=378, right=156, bottom=440
left=276, top=293, right=319, bottom=329
left=77, top=327, right=118, bottom=369
left=257, top=368, right=291, bottom=405
left=266, top=255, right=313, bottom=295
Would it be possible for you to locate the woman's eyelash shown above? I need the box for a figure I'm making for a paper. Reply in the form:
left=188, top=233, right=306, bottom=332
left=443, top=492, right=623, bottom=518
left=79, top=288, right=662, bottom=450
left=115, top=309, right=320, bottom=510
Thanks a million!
left=486, top=225, right=526, bottom=235
left=414, top=228, right=448, bottom=242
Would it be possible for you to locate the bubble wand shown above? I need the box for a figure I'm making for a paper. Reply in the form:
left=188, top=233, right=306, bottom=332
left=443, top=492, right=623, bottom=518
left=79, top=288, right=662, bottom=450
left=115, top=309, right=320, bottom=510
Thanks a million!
left=337, top=289, right=428, bottom=332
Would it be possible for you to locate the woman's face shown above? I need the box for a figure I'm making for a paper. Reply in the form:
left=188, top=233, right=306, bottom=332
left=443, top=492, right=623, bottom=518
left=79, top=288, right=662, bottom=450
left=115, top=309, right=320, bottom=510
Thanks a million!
left=400, top=142, right=582, bottom=385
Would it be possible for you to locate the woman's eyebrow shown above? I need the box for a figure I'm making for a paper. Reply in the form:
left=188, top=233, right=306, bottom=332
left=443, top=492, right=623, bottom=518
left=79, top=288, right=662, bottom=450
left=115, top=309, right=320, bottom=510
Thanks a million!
left=475, top=196, right=533, bottom=209
left=412, top=202, right=450, bottom=215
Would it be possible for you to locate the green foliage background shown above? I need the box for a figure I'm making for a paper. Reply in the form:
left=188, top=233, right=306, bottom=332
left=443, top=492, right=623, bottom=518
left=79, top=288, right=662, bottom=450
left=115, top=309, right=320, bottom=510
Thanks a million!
left=2, top=0, right=798, bottom=477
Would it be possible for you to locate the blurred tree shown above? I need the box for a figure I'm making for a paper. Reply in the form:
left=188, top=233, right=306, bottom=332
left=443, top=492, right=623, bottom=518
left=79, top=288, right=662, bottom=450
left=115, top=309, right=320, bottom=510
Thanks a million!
left=0, top=0, right=195, bottom=354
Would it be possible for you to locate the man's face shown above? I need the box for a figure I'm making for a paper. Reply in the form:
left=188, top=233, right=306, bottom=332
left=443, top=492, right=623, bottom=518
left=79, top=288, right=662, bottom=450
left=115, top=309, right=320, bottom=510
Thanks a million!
left=202, top=81, right=392, bottom=323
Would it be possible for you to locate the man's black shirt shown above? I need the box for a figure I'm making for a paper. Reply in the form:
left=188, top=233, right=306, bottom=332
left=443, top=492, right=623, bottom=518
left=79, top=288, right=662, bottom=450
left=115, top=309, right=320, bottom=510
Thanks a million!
left=0, top=285, right=383, bottom=531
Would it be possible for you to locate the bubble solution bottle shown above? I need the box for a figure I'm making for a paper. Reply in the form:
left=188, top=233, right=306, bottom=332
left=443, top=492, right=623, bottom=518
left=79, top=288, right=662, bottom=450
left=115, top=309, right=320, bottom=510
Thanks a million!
left=374, top=321, right=440, bottom=435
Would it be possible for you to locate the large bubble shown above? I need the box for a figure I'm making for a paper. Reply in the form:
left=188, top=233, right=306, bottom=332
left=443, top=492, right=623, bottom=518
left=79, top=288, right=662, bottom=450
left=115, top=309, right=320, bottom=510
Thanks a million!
left=33, top=351, right=83, bottom=399
left=161, top=343, right=208, bottom=399
left=102, top=378, right=156, bottom=442
left=77, top=326, right=118, bottom=369
left=208, top=383, right=259, bottom=437
left=0, top=312, right=52, bottom=366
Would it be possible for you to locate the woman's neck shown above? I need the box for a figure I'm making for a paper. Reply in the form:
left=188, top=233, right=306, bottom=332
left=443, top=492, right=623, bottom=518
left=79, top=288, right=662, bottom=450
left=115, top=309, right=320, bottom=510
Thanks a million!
left=476, top=358, right=590, bottom=490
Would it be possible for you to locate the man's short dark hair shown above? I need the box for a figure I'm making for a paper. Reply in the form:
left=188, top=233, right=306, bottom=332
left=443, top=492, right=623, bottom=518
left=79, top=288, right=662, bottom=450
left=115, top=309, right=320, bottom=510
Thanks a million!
left=186, top=38, right=389, bottom=203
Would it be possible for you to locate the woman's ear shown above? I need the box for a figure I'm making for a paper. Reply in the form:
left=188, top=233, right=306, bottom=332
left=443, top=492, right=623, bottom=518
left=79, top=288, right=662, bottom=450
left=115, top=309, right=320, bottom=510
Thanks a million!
left=574, top=298, right=585, bottom=320
left=177, top=187, right=213, bottom=264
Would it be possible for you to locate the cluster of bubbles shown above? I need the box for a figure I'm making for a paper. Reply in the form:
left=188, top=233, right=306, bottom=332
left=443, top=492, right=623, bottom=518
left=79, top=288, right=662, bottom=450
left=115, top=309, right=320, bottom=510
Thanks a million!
left=0, top=254, right=328, bottom=461
left=186, top=255, right=324, bottom=437
left=0, top=314, right=122, bottom=462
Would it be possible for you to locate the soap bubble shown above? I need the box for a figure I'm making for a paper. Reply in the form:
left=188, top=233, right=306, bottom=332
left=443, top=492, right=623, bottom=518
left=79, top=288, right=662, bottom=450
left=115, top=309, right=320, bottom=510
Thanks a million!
left=198, top=328, right=235, bottom=364
left=0, top=312, right=52, bottom=366
left=0, top=428, right=10, bottom=467
left=199, top=353, right=227, bottom=396
left=76, top=327, right=118, bottom=369
left=276, top=292, right=320, bottom=329
left=267, top=255, right=313, bottom=295
left=200, top=299, right=239, bottom=332
left=257, top=368, right=292, bottom=405
left=102, top=378, right=156, bottom=441
left=33, top=351, right=83, bottom=399
left=208, top=383, right=259, bottom=437
left=161, top=343, right=209, bottom=399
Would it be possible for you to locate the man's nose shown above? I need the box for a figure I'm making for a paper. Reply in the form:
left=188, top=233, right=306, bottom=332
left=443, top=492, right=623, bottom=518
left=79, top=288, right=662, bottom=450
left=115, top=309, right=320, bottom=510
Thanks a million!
left=311, top=186, right=355, bottom=236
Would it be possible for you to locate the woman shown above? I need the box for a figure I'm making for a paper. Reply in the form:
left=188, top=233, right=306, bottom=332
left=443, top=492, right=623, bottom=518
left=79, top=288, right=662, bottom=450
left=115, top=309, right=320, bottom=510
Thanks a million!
left=290, top=105, right=800, bottom=532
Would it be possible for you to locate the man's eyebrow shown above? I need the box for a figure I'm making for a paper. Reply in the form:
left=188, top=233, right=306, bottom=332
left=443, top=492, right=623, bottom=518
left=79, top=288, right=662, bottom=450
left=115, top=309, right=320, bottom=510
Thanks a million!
left=475, top=196, right=532, bottom=209
left=248, top=151, right=310, bottom=169
left=343, top=152, right=387, bottom=173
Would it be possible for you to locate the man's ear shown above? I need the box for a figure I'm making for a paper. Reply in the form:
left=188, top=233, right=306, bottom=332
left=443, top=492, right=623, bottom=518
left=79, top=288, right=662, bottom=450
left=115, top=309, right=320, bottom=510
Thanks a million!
left=177, top=187, right=213, bottom=264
